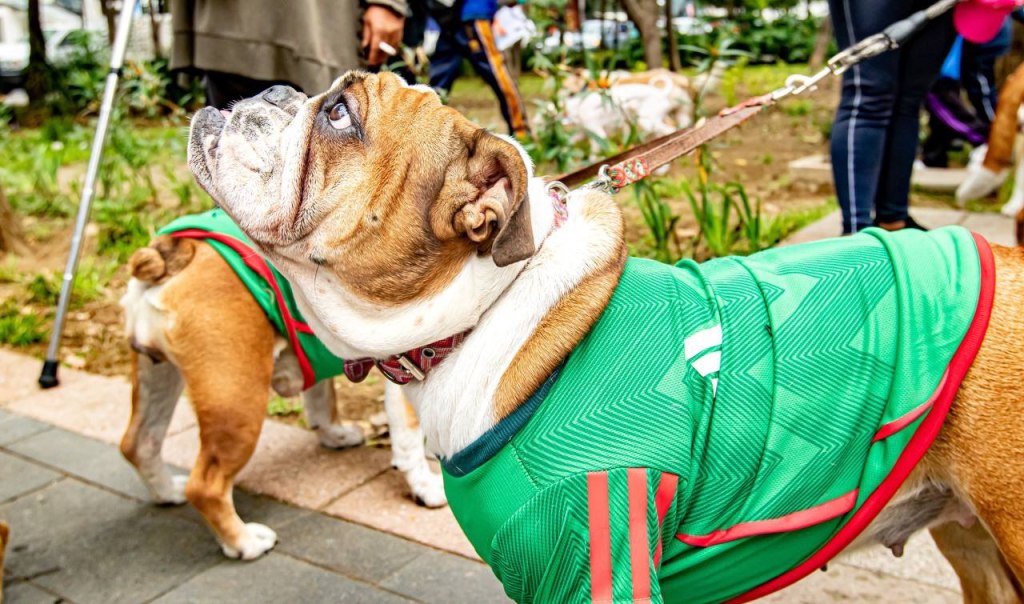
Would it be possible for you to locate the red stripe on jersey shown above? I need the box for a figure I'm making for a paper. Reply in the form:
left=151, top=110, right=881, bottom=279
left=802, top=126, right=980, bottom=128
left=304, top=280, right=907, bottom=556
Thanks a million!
left=677, top=490, right=858, bottom=547
left=627, top=468, right=651, bottom=600
left=587, top=472, right=614, bottom=603
left=652, top=472, right=679, bottom=568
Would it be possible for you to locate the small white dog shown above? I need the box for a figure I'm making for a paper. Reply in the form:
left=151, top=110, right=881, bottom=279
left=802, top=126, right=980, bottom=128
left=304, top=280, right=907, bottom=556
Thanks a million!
left=553, top=69, right=701, bottom=156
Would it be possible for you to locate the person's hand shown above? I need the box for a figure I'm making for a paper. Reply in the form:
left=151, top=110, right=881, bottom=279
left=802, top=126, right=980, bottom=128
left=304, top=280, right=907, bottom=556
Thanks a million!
left=363, top=5, right=405, bottom=66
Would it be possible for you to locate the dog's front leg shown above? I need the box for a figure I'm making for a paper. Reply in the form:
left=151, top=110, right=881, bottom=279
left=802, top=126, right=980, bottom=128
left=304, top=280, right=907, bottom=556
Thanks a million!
left=384, top=382, right=446, bottom=508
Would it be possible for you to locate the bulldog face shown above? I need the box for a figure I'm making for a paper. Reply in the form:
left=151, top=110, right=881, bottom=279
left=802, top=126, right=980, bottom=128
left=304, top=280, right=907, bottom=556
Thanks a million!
left=188, top=72, right=543, bottom=358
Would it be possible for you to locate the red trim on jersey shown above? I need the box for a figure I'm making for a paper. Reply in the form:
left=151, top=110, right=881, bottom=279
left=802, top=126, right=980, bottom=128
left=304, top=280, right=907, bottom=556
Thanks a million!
left=170, top=229, right=317, bottom=389
left=677, top=490, right=858, bottom=547
left=871, top=373, right=948, bottom=443
left=652, top=472, right=678, bottom=568
left=587, top=471, right=614, bottom=603
left=627, top=469, right=651, bottom=600
left=729, top=232, right=995, bottom=603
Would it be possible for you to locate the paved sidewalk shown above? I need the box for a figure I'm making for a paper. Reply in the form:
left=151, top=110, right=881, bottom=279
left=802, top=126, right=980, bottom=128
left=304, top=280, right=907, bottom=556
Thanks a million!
left=784, top=206, right=1016, bottom=247
left=0, top=409, right=508, bottom=603
left=3, top=206, right=1009, bottom=603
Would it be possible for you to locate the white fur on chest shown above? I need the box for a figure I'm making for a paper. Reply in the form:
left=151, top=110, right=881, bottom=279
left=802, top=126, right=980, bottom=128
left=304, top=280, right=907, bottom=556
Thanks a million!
left=407, top=185, right=620, bottom=457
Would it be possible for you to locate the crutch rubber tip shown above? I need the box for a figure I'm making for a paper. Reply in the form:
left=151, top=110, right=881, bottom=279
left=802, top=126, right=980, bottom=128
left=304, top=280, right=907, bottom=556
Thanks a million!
left=38, top=360, right=60, bottom=389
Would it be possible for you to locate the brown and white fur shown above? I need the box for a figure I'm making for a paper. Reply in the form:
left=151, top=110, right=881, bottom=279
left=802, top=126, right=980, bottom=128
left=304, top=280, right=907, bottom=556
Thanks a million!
left=187, top=72, right=1024, bottom=600
left=119, top=234, right=445, bottom=560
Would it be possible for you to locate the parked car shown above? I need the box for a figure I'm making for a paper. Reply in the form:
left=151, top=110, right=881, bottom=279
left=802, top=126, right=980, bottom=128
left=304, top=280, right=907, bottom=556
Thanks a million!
left=541, top=18, right=637, bottom=52
left=0, top=28, right=97, bottom=91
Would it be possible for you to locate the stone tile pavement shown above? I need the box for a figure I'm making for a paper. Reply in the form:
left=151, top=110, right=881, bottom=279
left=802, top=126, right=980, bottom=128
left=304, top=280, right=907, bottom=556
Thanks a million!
left=3, top=207, right=1010, bottom=602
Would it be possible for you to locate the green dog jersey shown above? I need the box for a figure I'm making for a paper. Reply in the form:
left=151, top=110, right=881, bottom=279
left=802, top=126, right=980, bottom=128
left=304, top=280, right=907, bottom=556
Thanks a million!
left=441, top=227, right=994, bottom=604
left=159, top=209, right=347, bottom=390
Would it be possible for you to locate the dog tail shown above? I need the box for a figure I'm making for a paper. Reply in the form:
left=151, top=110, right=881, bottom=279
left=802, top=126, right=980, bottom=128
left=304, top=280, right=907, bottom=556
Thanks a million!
left=129, top=235, right=197, bottom=284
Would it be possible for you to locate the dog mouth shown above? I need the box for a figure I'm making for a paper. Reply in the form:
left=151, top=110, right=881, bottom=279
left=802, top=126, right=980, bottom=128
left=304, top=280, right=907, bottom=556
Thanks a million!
left=187, top=107, right=230, bottom=196
left=187, top=98, right=319, bottom=251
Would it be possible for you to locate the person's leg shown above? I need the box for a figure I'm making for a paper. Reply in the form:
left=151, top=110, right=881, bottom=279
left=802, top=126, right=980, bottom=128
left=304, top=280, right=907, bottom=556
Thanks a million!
left=204, top=71, right=302, bottom=111
left=428, top=27, right=466, bottom=94
left=963, top=21, right=1010, bottom=128
left=873, top=6, right=956, bottom=226
left=922, top=91, right=957, bottom=168
left=465, top=20, right=529, bottom=136
left=828, top=0, right=909, bottom=234
left=923, top=78, right=989, bottom=156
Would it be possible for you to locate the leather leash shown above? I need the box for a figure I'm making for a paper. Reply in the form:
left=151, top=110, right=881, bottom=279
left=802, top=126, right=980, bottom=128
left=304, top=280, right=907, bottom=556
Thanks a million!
left=556, top=0, right=960, bottom=195
left=557, top=101, right=768, bottom=191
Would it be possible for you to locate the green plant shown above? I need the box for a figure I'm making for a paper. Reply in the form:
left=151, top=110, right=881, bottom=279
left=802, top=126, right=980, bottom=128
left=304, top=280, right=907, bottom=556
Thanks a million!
left=0, top=300, right=48, bottom=346
left=730, top=182, right=778, bottom=254
left=683, top=178, right=737, bottom=258
left=267, top=396, right=304, bottom=417
left=783, top=99, right=812, bottom=117
left=26, top=260, right=112, bottom=308
left=634, top=180, right=682, bottom=263
left=0, top=259, right=19, bottom=284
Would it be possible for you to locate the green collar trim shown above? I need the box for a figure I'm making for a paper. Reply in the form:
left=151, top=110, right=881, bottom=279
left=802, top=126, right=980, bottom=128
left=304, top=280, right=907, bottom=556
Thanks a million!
left=441, top=368, right=562, bottom=477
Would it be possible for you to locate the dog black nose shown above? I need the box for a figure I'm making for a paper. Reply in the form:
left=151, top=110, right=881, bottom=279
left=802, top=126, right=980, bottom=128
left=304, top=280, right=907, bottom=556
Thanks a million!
left=262, top=85, right=299, bottom=107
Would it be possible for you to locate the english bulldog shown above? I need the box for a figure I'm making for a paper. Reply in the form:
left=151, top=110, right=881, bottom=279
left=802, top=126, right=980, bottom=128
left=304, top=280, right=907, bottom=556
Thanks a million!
left=120, top=229, right=445, bottom=560
left=187, top=71, right=1024, bottom=602
left=555, top=68, right=696, bottom=158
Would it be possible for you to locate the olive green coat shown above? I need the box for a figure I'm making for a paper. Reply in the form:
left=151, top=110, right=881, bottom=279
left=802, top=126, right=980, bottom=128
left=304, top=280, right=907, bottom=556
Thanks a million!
left=170, top=0, right=408, bottom=95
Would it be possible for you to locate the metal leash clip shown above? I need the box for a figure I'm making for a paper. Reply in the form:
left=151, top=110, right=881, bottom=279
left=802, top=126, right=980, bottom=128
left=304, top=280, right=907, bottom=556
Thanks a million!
left=588, top=165, right=619, bottom=195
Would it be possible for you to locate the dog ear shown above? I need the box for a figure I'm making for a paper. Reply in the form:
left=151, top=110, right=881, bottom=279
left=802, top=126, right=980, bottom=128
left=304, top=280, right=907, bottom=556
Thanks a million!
left=455, top=133, right=534, bottom=267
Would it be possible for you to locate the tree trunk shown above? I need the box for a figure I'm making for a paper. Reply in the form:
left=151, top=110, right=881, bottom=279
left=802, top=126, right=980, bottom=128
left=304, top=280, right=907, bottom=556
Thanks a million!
left=566, top=0, right=582, bottom=32
left=101, top=0, right=119, bottom=45
left=0, top=186, right=25, bottom=255
left=148, top=0, right=163, bottom=59
left=620, top=0, right=662, bottom=68
left=25, top=0, right=50, bottom=106
left=665, top=0, right=681, bottom=72
left=809, top=16, right=832, bottom=70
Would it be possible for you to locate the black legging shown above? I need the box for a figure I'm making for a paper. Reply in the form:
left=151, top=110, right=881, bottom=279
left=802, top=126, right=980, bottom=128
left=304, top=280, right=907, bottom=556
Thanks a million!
left=829, top=0, right=956, bottom=233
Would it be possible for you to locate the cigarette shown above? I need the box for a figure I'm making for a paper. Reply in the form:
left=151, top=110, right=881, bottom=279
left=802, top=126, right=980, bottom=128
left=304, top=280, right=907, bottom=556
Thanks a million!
left=378, top=41, right=398, bottom=56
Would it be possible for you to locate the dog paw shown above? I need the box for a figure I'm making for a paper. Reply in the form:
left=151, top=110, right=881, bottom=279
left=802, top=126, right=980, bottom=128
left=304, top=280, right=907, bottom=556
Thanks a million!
left=317, top=424, right=365, bottom=449
left=153, top=474, right=188, bottom=506
left=220, top=523, right=278, bottom=560
left=406, top=467, right=447, bottom=508
left=1002, top=195, right=1024, bottom=217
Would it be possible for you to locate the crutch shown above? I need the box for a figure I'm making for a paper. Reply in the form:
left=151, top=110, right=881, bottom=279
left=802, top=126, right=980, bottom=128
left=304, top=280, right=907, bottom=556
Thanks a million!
left=39, top=0, right=139, bottom=388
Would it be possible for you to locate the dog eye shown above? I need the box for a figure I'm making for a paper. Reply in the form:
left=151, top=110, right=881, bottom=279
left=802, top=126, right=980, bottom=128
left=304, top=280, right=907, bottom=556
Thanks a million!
left=328, top=103, right=352, bottom=131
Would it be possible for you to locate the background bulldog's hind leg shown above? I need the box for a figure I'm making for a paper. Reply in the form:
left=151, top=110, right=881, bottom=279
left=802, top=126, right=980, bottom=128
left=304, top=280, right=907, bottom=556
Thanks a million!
left=303, top=379, right=365, bottom=449
left=385, top=382, right=446, bottom=508
left=179, top=345, right=277, bottom=560
left=120, top=351, right=187, bottom=505
left=163, top=242, right=281, bottom=560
